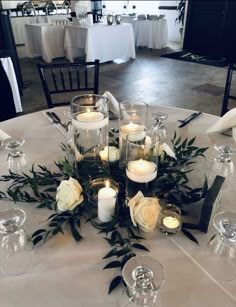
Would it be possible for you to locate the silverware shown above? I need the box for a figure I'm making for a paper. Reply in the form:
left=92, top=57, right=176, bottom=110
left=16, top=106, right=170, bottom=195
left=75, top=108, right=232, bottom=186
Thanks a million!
left=178, top=111, right=202, bottom=128
left=46, top=112, right=68, bottom=131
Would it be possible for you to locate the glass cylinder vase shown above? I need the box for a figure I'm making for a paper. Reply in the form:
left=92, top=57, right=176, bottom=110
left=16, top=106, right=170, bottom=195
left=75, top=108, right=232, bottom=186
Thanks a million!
left=126, top=133, right=159, bottom=200
left=119, top=101, right=148, bottom=168
left=71, top=94, right=109, bottom=181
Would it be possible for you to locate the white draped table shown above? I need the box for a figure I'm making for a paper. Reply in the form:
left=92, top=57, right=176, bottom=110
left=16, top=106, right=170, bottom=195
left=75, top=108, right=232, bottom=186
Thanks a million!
left=0, top=106, right=235, bottom=306
left=11, top=15, right=70, bottom=54
left=25, top=23, right=66, bottom=63
left=64, top=23, right=136, bottom=63
left=132, top=19, right=168, bottom=49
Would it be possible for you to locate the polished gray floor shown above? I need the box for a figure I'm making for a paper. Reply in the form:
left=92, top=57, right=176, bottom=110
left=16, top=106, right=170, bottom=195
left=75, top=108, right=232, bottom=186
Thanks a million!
left=20, top=46, right=235, bottom=116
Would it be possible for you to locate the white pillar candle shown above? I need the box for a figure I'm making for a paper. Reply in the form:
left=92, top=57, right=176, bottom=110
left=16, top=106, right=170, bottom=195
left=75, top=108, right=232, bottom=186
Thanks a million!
left=73, top=110, right=108, bottom=130
left=98, top=182, right=117, bottom=222
left=126, top=159, right=157, bottom=183
left=163, top=216, right=180, bottom=229
left=120, top=123, right=145, bottom=141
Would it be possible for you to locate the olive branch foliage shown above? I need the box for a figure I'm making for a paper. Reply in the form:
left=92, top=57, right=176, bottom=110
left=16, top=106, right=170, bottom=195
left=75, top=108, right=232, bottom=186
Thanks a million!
left=0, top=132, right=208, bottom=294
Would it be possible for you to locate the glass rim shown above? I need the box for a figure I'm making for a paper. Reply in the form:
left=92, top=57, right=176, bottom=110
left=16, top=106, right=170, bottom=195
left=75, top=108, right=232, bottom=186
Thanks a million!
left=120, top=100, right=148, bottom=109
left=160, top=204, right=182, bottom=215
left=122, top=255, right=165, bottom=290
left=126, top=133, right=160, bottom=147
left=71, top=94, right=109, bottom=106
left=88, top=177, right=119, bottom=195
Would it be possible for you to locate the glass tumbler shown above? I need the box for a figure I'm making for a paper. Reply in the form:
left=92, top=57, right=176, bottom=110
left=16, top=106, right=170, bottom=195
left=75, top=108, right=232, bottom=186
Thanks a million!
left=122, top=255, right=165, bottom=306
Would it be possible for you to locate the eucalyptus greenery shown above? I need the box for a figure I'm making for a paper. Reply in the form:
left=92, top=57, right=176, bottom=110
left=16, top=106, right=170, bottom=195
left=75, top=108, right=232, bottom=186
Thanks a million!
left=0, top=131, right=208, bottom=294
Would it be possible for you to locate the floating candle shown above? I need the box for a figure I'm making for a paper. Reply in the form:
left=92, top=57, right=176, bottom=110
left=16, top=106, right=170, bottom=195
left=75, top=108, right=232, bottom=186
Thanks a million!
left=73, top=110, right=108, bottom=130
left=120, top=123, right=145, bottom=141
left=98, top=181, right=117, bottom=222
left=126, top=159, right=157, bottom=183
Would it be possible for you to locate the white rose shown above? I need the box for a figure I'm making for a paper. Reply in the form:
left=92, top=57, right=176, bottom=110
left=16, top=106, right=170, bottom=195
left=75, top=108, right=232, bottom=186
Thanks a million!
left=128, top=191, right=161, bottom=232
left=56, top=177, right=83, bottom=212
left=100, top=146, right=119, bottom=162
left=159, top=142, right=175, bottom=160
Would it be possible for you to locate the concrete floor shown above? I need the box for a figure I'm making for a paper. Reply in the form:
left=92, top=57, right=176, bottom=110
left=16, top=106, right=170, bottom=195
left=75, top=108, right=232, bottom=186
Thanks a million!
left=19, top=46, right=235, bottom=116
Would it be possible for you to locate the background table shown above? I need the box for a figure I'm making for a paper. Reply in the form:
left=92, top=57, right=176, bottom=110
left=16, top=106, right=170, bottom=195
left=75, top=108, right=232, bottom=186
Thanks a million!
left=11, top=15, right=70, bottom=58
left=132, top=19, right=168, bottom=49
left=0, top=106, right=235, bottom=306
left=25, top=23, right=66, bottom=63
left=64, top=23, right=136, bottom=63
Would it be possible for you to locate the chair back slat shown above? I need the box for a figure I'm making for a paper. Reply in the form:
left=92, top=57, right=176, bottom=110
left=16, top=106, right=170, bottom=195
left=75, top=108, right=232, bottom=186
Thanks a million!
left=37, top=60, right=100, bottom=108
left=60, top=67, right=66, bottom=90
left=84, top=66, right=88, bottom=89
left=68, top=66, right=73, bottom=90
left=51, top=68, right=58, bottom=91
left=76, top=66, right=81, bottom=90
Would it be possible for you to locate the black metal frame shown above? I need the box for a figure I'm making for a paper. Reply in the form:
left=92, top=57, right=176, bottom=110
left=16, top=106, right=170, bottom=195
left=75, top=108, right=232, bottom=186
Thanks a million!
left=37, top=60, right=100, bottom=109
left=221, top=63, right=236, bottom=116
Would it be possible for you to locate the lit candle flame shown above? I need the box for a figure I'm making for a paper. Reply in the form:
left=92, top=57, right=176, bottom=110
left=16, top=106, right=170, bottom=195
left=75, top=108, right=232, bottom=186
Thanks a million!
left=86, top=108, right=91, bottom=113
left=105, top=180, right=110, bottom=188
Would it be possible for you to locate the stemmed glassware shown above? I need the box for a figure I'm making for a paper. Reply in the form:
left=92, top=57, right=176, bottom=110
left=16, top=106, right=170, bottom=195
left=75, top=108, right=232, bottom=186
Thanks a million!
left=149, top=113, right=168, bottom=142
left=121, top=255, right=165, bottom=306
left=203, top=211, right=236, bottom=281
left=0, top=208, right=35, bottom=276
left=2, top=137, right=27, bottom=172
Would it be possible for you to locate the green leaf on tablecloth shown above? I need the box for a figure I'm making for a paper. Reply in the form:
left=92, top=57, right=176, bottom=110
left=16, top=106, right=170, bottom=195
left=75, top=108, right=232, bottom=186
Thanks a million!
left=116, top=247, right=130, bottom=258
left=103, top=248, right=118, bottom=259
left=132, top=243, right=150, bottom=252
left=208, top=233, right=217, bottom=246
left=182, top=229, right=199, bottom=245
left=103, top=261, right=122, bottom=269
left=108, top=276, right=123, bottom=294
left=70, top=221, right=82, bottom=241
left=32, top=229, right=47, bottom=238
left=32, top=235, right=43, bottom=246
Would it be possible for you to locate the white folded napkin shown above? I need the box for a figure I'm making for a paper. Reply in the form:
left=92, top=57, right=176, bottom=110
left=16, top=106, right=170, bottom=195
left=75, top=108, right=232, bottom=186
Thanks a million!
left=207, top=108, right=236, bottom=134
left=0, top=129, right=11, bottom=142
left=102, top=91, right=120, bottom=119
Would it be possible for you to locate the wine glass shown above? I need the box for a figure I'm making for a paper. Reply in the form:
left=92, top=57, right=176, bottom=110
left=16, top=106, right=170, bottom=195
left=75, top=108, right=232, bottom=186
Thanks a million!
left=149, top=113, right=168, bottom=141
left=121, top=255, right=165, bottom=306
left=0, top=208, right=35, bottom=276
left=2, top=137, right=27, bottom=172
left=203, top=211, right=236, bottom=281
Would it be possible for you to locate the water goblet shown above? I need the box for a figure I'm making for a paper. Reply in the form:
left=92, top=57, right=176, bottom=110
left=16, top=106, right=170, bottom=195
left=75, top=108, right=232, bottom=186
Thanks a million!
left=149, top=113, right=168, bottom=141
left=2, top=137, right=27, bottom=172
left=122, top=255, right=165, bottom=306
left=203, top=211, right=236, bottom=281
left=0, top=208, right=35, bottom=276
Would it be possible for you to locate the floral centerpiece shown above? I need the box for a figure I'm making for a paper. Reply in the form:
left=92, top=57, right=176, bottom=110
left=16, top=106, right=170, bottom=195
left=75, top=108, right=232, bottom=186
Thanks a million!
left=0, top=129, right=208, bottom=293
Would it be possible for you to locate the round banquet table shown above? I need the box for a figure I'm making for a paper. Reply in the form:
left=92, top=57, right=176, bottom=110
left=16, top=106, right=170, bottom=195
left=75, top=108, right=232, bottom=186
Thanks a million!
left=0, top=106, right=235, bottom=307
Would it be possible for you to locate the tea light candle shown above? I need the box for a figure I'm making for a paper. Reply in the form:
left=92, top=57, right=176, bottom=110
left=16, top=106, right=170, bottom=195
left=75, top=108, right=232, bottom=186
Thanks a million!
left=120, top=123, right=145, bottom=141
left=98, top=181, right=117, bottom=222
left=163, top=216, right=180, bottom=229
left=126, top=159, right=157, bottom=183
left=73, top=109, right=108, bottom=130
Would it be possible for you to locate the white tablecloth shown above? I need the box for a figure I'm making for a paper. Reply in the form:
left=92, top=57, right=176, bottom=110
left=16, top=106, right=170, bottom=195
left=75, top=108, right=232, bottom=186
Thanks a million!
left=0, top=57, right=22, bottom=113
left=0, top=106, right=235, bottom=306
left=132, top=19, right=168, bottom=49
left=64, top=23, right=136, bottom=63
left=25, top=23, right=66, bottom=63
left=10, top=15, right=69, bottom=57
